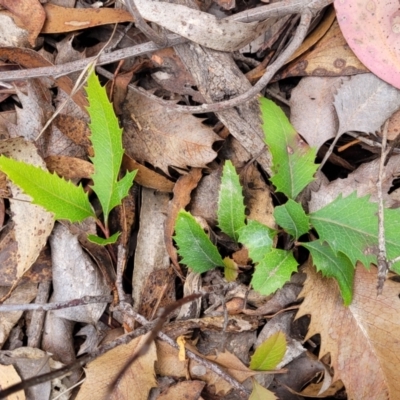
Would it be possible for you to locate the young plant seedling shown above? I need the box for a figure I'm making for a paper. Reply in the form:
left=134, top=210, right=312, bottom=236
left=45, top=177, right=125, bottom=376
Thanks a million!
left=174, top=97, right=400, bottom=306
left=0, top=69, right=137, bottom=245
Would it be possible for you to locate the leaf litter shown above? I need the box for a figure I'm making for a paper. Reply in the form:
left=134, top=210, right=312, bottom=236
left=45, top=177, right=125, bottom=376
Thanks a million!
left=1, top=1, right=400, bottom=399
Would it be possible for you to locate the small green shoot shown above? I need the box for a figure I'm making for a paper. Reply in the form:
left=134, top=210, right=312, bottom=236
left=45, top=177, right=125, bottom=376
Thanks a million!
left=0, top=69, right=136, bottom=245
left=174, top=96, right=400, bottom=305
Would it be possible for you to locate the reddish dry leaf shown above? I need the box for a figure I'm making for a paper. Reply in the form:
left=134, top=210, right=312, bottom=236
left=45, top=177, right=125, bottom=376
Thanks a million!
left=297, top=264, right=400, bottom=399
left=165, top=168, right=203, bottom=275
left=0, top=0, right=45, bottom=47
left=157, top=380, right=205, bottom=400
left=42, top=3, right=133, bottom=34
left=279, top=20, right=368, bottom=79
left=122, top=154, right=174, bottom=192
left=76, top=335, right=157, bottom=400
left=122, top=88, right=219, bottom=175
left=335, top=0, right=400, bottom=89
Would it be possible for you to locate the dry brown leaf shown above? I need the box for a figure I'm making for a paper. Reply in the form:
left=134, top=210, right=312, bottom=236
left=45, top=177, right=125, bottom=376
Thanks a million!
left=122, top=154, right=174, bottom=192
left=0, top=364, right=25, bottom=400
left=165, top=168, right=202, bottom=274
left=76, top=335, right=157, bottom=400
left=297, top=264, right=400, bottom=399
left=45, top=155, right=94, bottom=180
left=42, top=3, right=133, bottom=34
left=123, top=89, right=219, bottom=175
left=278, top=20, right=368, bottom=79
left=157, top=380, right=205, bottom=400
left=0, top=0, right=45, bottom=47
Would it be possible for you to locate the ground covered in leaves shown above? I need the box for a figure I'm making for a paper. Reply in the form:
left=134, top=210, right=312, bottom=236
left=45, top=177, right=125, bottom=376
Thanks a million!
left=1, top=0, right=400, bottom=399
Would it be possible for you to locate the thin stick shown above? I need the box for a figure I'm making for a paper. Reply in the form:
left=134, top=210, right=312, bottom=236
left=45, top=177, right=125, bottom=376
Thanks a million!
left=377, top=120, right=391, bottom=294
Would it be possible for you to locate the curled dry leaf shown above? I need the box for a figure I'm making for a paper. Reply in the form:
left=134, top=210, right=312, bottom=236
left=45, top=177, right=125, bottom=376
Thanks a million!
left=297, top=264, right=400, bottom=399
left=42, top=3, right=133, bottom=34
left=335, top=0, right=400, bottom=89
left=122, top=88, right=219, bottom=175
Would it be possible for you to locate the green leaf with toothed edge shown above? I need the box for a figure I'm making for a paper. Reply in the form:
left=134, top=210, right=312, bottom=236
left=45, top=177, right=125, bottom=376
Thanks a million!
left=0, top=156, right=95, bottom=222
left=174, top=210, right=224, bottom=273
left=260, top=97, right=318, bottom=199
left=85, top=70, right=137, bottom=227
left=217, top=160, right=246, bottom=241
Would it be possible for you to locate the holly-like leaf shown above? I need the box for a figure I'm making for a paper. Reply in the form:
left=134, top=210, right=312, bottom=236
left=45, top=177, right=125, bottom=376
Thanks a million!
left=251, top=249, right=298, bottom=295
left=0, top=156, right=95, bottom=222
left=260, top=97, right=318, bottom=199
left=249, top=379, right=278, bottom=400
left=301, top=241, right=354, bottom=305
left=250, top=331, right=287, bottom=371
left=86, top=70, right=136, bottom=227
left=309, top=193, right=379, bottom=267
left=217, top=160, right=246, bottom=241
left=223, top=257, right=239, bottom=282
left=238, top=220, right=276, bottom=264
left=274, top=199, right=309, bottom=239
left=174, top=210, right=224, bottom=273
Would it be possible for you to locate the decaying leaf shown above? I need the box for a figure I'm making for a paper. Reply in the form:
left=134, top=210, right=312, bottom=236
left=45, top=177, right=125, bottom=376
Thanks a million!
left=0, top=364, right=25, bottom=400
left=297, top=264, right=400, bottom=399
left=76, top=335, right=157, bottom=400
left=122, top=88, right=219, bottom=175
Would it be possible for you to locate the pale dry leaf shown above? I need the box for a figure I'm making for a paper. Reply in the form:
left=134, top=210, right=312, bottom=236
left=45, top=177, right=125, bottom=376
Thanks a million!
left=0, top=138, right=54, bottom=282
left=123, top=88, right=219, bottom=175
left=308, top=154, right=400, bottom=212
left=0, top=364, right=25, bottom=400
left=297, top=264, right=400, bottom=399
left=157, top=380, right=205, bottom=400
left=76, top=335, right=157, bottom=400
left=290, top=76, right=345, bottom=151
left=334, top=73, right=400, bottom=137
left=134, top=0, right=272, bottom=52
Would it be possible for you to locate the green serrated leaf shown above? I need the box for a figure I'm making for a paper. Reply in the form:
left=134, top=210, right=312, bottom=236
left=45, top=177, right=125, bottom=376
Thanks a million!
left=249, top=379, right=278, bottom=400
left=301, top=241, right=354, bottom=305
left=251, top=249, right=298, bottom=295
left=87, top=231, right=120, bottom=245
left=85, top=70, right=136, bottom=226
left=260, top=97, right=318, bottom=199
left=274, top=199, right=309, bottom=239
left=383, top=207, right=400, bottom=273
left=309, top=193, right=380, bottom=267
left=0, top=156, right=94, bottom=222
left=223, top=257, right=239, bottom=282
left=174, top=210, right=224, bottom=273
left=250, top=331, right=287, bottom=371
left=217, top=160, right=246, bottom=241
left=238, top=220, right=276, bottom=264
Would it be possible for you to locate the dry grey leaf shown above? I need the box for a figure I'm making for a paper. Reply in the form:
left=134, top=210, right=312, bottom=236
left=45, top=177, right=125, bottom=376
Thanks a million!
left=123, top=88, right=219, bottom=175
left=334, top=73, right=400, bottom=137
left=290, top=77, right=346, bottom=151
left=134, top=0, right=271, bottom=52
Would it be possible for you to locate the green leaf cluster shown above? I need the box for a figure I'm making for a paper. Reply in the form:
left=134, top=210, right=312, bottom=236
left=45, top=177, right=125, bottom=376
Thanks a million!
left=174, top=96, right=400, bottom=306
left=0, top=69, right=136, bottom=245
